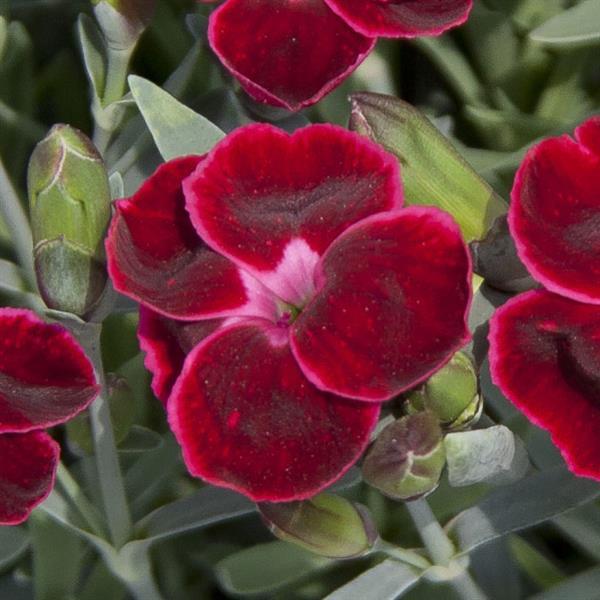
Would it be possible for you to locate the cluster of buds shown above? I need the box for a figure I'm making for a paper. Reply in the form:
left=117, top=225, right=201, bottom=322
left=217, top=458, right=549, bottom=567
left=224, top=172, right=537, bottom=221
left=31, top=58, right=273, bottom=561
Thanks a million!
left=363, top=352, right=481, bottom=500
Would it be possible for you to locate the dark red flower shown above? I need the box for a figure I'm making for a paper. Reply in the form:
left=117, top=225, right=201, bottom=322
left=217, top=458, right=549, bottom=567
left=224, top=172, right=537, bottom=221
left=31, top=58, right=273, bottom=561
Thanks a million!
left=489, top=116, right=600, bottom=481
left=208, top=0, right=472, bottom=111
left=107, top=123, right=472, bottom=501
left=0, top=308, right=99, bottom=524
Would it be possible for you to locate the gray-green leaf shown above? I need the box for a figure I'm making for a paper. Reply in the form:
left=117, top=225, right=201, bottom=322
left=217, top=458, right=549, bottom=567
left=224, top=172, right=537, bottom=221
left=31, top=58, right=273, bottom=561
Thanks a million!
left=530, top=0, right=600, bottom=48
left=128, top=75, right=225, bottom=160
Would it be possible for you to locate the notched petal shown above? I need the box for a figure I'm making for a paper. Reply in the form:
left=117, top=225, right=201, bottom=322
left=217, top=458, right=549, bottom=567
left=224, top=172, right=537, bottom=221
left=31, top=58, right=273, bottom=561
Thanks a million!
left=291, top=207, right=472, bottom=401
left=0, top=308, right=99, bottom=433
left=168, top=321, right=380, bottom=501
left=208, top=0, right=375, bottom=111
left=185, top=123, right=402, bottom=303
left=0, top=431, right=59, bottom=525
left=510, top=118, right=600, bottom=304
left=106, top=155, right=258, bottom=320
left=489, top=290, right=600, bottom=481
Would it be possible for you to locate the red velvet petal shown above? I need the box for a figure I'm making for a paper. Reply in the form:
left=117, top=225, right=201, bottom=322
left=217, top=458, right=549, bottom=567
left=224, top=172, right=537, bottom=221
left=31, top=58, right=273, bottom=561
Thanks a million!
left=0, top=431, right=59, bottom=525
left=291, top=207, right=472, bottom=401
left=168, top=321, right=380, bottom=501
left=185, top=123, right=402, bottom=305
left=138, top=306, right=223, bottom=405
left=208, top=0, right=375, bottom=111
left=107, top=156, right=277, bottom=321
left=489, top=290, right=600, bottom=481
left=0, top=309, right=99, bottom=433
left=324, top=0, right=472, bottom=38
left=510, top=117, right=600, bottom=305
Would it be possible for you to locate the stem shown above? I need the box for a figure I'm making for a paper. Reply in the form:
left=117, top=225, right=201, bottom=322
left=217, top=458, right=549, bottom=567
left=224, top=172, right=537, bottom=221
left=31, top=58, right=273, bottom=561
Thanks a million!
left=0, top=156, right=36, bottom=289
left=405, top=499, right=455, bottom=566
left=84, top=324, right=132, bottom=548
left=406, top=498, right=488, bottom=600
left=56, top=462, right=107, bottom=539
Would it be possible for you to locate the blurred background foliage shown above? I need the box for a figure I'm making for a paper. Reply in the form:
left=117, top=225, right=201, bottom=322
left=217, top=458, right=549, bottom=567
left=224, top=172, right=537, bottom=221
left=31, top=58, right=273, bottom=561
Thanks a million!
left=0, top=0, right=599, bottom=598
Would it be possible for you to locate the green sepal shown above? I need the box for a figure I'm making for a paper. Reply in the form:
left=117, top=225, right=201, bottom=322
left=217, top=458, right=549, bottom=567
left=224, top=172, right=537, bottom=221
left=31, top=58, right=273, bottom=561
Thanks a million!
left=362, top=412, right=446, bottom=501
left=349, top=93, right=507, bottom=241
left=34, top=237, right=107, bottom=317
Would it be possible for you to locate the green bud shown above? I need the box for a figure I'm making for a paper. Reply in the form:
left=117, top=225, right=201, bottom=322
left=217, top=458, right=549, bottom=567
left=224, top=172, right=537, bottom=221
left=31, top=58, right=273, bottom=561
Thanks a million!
left=406, top=352, right=482, bottom=431
left=28, top=124, right=111, bottom=316
left=362, top=412, right=446, bottom=501
left=92, top=0, right=155, bottom=50
left=258, top=493, right=378, bottom=559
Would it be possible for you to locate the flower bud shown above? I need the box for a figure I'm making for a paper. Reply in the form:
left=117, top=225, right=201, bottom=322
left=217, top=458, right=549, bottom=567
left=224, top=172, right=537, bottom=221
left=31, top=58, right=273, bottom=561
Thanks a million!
left=92, top=0, right=155, bottom=50
left=258, top=493, right=378, bottom=559
left=362, top=412, right=445, bottom=501
left=28, top=124, right=111, bottom=316
left=406, top=352, right=482, bottom=431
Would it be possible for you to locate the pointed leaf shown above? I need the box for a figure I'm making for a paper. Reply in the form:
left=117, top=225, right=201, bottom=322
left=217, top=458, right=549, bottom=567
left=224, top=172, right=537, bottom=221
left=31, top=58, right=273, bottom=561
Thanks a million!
left=77, top=14, right=106, bottom=100
left=449, top=465, right=600, bottom=555
left=530, top=0, right=600, bottom=48
left=128, top=75, right=225, bottom=160
left=324, top=559, right=421, bottom=600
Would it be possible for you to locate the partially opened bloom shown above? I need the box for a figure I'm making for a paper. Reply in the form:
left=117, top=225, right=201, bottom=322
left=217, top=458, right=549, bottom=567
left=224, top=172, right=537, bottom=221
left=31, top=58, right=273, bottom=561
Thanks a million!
left=107, top=123, right=472, bottom=501
left=0, top=308, right=99, bottom=524
left=208, top=0, right=473, bottom=111
left=489, top=116, right=600, bottom=481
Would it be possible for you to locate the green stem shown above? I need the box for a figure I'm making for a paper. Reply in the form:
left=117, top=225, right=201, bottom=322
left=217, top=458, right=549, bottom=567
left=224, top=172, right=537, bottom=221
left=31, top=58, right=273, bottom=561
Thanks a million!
left=406, top=498, right=488, bottom=600
left=84, top=324, right=132, bottom=548
left=0, top=156, right=36, bottom=289
left=56, top=462, right=107, bottom=539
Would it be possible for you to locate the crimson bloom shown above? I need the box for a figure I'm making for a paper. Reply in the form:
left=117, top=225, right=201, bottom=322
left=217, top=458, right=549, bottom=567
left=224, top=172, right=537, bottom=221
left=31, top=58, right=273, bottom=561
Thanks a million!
left=489, top=116, right=600, bottom=481
left=0, top=308, right=99, bottom=524
left=107, top=123, right=472, bottom=501
left=208, top=0, right=473, bottom=111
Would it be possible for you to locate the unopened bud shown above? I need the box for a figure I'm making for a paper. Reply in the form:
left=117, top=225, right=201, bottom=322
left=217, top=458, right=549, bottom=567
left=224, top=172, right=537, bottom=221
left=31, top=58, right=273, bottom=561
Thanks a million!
left=258, top=493, right=378, bottom=559
left=407, top=352, right=482, bottom=431
left=28, top=125, right=111, bottom=316
left=92, top=0, right=155, bottom=50
left=362, top=412, right=445, bottom=501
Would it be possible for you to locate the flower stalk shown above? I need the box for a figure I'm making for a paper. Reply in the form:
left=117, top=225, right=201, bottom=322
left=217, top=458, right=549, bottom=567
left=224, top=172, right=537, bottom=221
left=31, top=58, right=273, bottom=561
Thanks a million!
left=405, top=498, right=488, bottom=600
left=82, top=323, right=132, bottom=548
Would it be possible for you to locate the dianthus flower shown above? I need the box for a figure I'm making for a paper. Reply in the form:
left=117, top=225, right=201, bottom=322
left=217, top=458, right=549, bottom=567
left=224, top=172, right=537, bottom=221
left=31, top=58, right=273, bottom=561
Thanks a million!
left=107, top=123, right=472, bottom=501
left=489, top=116, right=600, bottom=481
left=208, top=0, right=473, bottom=111
left=0, top=308, right=99, bottom=524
